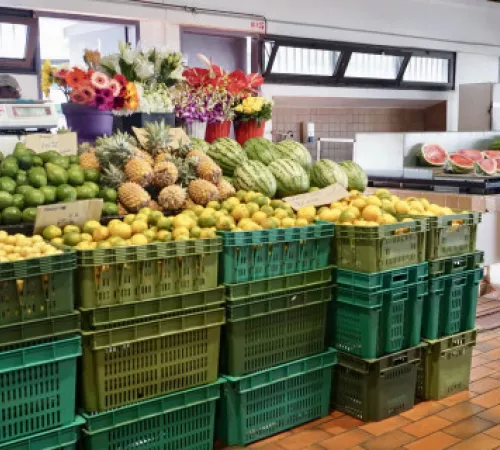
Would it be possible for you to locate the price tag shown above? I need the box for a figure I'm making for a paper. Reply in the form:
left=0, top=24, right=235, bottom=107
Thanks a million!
left=250, top=20, right=266, bottom=32
left=24, top=132, right=78, bottom=156
left=283, top=184, right=349, bottom=211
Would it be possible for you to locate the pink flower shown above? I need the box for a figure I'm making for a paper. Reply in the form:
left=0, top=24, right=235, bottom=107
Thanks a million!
left=70, top=88, right=88, bottom=105
left=90, top=71, right=110, bottom=89
left=94, top=94, right=113, bottom=111
left=108, top=79, right=122, bottom=96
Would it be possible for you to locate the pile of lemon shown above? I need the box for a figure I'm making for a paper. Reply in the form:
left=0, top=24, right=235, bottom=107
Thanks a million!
left=0, top=231, right=63, bottom=262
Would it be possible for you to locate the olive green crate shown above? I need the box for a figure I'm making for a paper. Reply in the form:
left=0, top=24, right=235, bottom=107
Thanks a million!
left=81, top=308, right=224, bottom=412
left=80, top=287, right=225, bottom=330
left=417, top=329, right=476, bottom=400
left=76, top=238, right=221, bottom=308
left=222, top=283, right=331, bottom=376
left=333, top=219, right=427, bottom=272
left=332, top=346, right=421, bottom=422
left=428, top=251, right=483, bottom=277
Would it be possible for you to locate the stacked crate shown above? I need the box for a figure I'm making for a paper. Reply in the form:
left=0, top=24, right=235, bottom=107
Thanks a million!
left=75, top=238, right=225, bottom=450
left=0, top=248, right=82, bottom=450
left=417, top=212, right=482, bottom=401
left=330, top=220, right=429, bottom=421
left=216, top=222, right=337, bottom=446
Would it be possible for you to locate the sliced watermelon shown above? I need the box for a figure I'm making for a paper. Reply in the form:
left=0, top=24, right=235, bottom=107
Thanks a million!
left=456, top=149, right=483, bottom=162
left=418, top=143, right=448, bottom=167
left=482, top=150, right=500, bottom=159
left=445, top=154, right=474, bottom=174
left=475, top=157, right=497, bottom=176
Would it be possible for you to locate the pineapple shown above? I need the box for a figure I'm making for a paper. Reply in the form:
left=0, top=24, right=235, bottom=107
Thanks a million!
left=187, top=149, right=207, bottom=160
left=154, top=152, right=173, bottom=165
left=117, top=202, right=128, bottom=215
left=158, top=185, right=187, bottom=211
left=196, top=159, right=222, bottom=184
left=218, top=179, right=236, bottom=200
left=188, top=179, right=220, bottom=206
left=183, top=198, right=197, bottom=210
left=78, top=144, right=100, bottom=170
left=149, top=199, right=162, bottom=211
left=118, top=182, right=151, bottom=212
left=143, top=120, right=173, bottom=157
left=152, top=161, right=178, bottom=188
left=95, top=130, right=136, bottom=168
left=100, top=164, right=126, bottom=189
left=124, top=158, right=153, bottom=187
left=134, top=148, right=154, bottom=166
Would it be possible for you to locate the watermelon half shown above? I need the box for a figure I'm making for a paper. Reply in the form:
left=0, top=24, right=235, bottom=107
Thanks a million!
left=446, top=154, right=474, bottom=174
left=482, top=150, right=500, bottom=159
left=475, top=157, right=497, bottom=176
left=418, top=144, right=448, bottom=167
left=457, top=149, right=483, bottom=162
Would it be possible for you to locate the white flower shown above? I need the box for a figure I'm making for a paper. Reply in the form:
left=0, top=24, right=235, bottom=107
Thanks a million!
left=134, top=58, right=154, bottom=80
left=138, top=83, right=174, bottom=113
left=122, top=47, right=139, bottom=65
left=100, top=55, right=121, bottom=74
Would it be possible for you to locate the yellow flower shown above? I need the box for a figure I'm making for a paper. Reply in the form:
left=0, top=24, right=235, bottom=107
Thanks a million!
left=243, top=107, right=253, bottom=114
left=41, top=60, right=54, bottom=96
left=234, top=104, right=243, bottom=112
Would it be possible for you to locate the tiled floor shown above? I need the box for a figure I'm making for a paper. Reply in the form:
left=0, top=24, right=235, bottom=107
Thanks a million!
left=222, top=295, right=500, bottom=450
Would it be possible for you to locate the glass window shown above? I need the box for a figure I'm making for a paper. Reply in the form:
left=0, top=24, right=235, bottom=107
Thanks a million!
left=403, top=56, right=449, bottom=83
left=0, top=22, right=28, bottom=59
left=345, top=52, right=403, bottom=79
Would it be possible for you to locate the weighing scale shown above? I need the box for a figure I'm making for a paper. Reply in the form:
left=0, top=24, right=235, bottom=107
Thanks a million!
left=0, top=100, right=58, bottom=155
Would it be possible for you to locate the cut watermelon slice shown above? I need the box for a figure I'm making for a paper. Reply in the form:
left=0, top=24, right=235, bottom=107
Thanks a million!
left=475, top=157, right=497, bottom=176
left=456, top=149, right=483, bottom=162
left=418, top=143, right=448, bottom=167
left=446, top=154, right=474, bottom=174
left=482, top=150, right=500, bottom=159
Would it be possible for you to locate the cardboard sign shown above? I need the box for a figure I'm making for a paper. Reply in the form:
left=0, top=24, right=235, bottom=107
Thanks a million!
left=132, top=126, right=190, bottom=150
left=24, top=133, right=78, bottom=156
left=284, top=184, right=349, bottom=210
left=34, top=199, right=103, bottom=234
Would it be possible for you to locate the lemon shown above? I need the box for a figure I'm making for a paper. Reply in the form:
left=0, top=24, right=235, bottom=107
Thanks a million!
left=138, top=207, right=152, bottom=216
left=260, top=205, right=274, bottom=217
left=319, top=209, right=339, bottom=223
left=173, top=214, right=195, bottom=230
left=297, top=206, right=317, bottom=222
left=351, top=198, right=367, bottom=210
left=198, top=216, right=216, bottom=228
left=295, top=218, right=309, bottom=227
left=124, top=214, right=136, bottom=224
left=157, top=217, right=173, bottom=230
left=81, top=233, right=93, bottom=243
left=131, top=233, right=148, bottom=245
left=380, top=213, right=397, bottom=225
left=362, top=205, right=382, bottom=222
left=83, top=220, right=101, bottom=235
left=115, top=223, right=132, bottom=239
left=43, top=225, right=62, bottom=240
left=131, top=220, right=148, bottom=234
left=190, top=226, right=202, bottom=239
left=394, top=201, right=410, bottom=215
left=408, top=201, right=424, bottom=213
left=274, top=208, right=288, bottom=220
left=93, top=226, right=110, bottom=242
left=252, top=211, right=268, bottom=225
left=366, top=196, right=382, bottom=207
left=281, top=217, right=296, bottom=228
left=231, top=205, right=250, bottom=222
left=63, top=232, right=82, bottom=247
left=206, top=201, right=221, bottom=210
left=64, top=224, right=80, bottom=234
left=156, top=230, right=172, bottom=241
left=216, top=216, right=235, bottom=231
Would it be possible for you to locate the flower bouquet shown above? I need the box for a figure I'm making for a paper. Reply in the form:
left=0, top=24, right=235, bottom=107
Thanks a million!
left=233, top=96, right=273, bottom=145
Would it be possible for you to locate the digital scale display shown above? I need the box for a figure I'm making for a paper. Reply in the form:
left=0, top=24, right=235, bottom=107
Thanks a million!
left=12, top=106, right=51, bottom=118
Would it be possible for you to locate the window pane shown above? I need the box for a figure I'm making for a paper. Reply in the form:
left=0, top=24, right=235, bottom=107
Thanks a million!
left=0, top=23, right=28, bottom=59
left=403, top=56, right=449, bottom=83
left=345, top=52, right=403, bottom=79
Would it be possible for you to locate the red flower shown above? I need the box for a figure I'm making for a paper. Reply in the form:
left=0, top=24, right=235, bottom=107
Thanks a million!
left=113, top=96, right=125, bottom=110
left=108, top=79, right=122, bottom=96
left=114, top=74, right=128, bottom=87
left=65, top=68, right=88, bottom=88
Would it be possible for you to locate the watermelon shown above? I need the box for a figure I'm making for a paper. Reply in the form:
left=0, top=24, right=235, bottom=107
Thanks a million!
left=490, top=139, right=500, bottom=150
left=189, top=137, right=210, bottom=153
left=418, top=144, right=448, bottom=167
left=310, top=160, right=348, bottom=189
left=207, top=138, right=248, bottom=176
left=268, top=159, right=310, bottom=197
left=339, top=161, right=368, bottom=192
left=233, top=160, right=277, bottom=197
left=475, top=157, right=497, bottom=176
left=274, top=141, right=313, bottom=170
left=456, top=149, right=483, bottom=162
left=482, top=150, right=500, bottom=159
left=243, top=138, right=278, bottom=165
left=445, top=154, right=474, bottom=174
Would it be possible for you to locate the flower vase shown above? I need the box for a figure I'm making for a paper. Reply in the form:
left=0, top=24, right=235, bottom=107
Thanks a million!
left=184, top=121, right=208, bottom=140
left=234, top=119, right=266, bottom=145
left=205, top=121, right=231, bottom=143
left=62, top=103, right=113, bottom=144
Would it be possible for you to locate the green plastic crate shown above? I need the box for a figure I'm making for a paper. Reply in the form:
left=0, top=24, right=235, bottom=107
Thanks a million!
left=0, top=311, right=80, bottom=350
left=333, top=346, right=420, bottom=422
left=428, top=251, right=483, bottom=277
left=417, top=330, right=476, bottom=400
left=218, top=349, right=336, bottom=446
left=0, top=248, right=76, bottom=326
left=0, top=335, right=81, bottom=444
left=82, top=382, right=222, bottom=450
left=218, top=221, right=334, bottom=284
left=76, top=238, right=221, bottom=308
left=332, top=281, right=427, bottom=358
left=334, top=220, right=427, bottom=272
left=0, top=417, right=84, bottom=450
left=80, top=287, right=225, bottom=330
left=223, top=283, right=331, bottom=376
left=81, top=308, right=224, bottom=412
left=335, top=262, right=428, bottom=290
left=422, top=268, right=483, bottom=340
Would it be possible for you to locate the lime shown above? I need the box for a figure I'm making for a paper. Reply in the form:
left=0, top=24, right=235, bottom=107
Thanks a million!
left=16, top=171, right=28, bottom=186
left=22, top=207, right=37, bottom=223
left=83, top=181, right=99, bottom=198
left=63, top=224, right=80, bottom=234
left=13, top=142, right=26, bottom=157
left=40, top=185, right=57, bottom=204
left=28, top=167, right=48, bottom=188
left=157, top=217, right=172, bottom=231
left=45, top=163, right=68, bottom=185
left=84, top=168, right=100, bottom=183
left=102, top=202, right=118, bottom=216
left=76, top=185, right=93, bottom=200
left=0, top=158, right=18, bottom=178
left=11, top=193, right=24, bottom=210
left=50, top=155, right=70, bottom=170
left=0, top=191, right=13, bottom=210
left=99, top=187, right=117, bottom=203
left=24, top=189, right=45, bottom=207
left=2, top=206, right=21, bottom=224
left=148, top=211, right=164, bottom=225
left=17, top=154, right=32, bottom=170
left=63, top=231, right=82, bottom=247
left=32, top=156, right=44, bottom=167
left=56, top=184, right=77, bottom=202
left=39, top=150, right=58, bottom=163
left=67, top=165, right=85, bottom=186
left=69, top=155, right=79, bottom=165
left=0, top=177, right=17, bottom=194
left=16, top=185, right=33, bottom=196
left=0, top=151, right=4, bottom=162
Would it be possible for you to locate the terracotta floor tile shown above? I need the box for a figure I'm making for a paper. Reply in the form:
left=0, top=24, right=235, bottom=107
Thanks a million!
left=250, top=433, right=292, bottom=448
left=319, top=429, right=371, bottom=450
left=292, top=418, right=331, bottom=433
left=251, top=444, right=284, bottom=450
left=472, top=354, right=495, bottom=368
left=437, top=402, right=484, bottom=422
left=468, top=377, right=500, bottom=394
left=438, top=390, right=475, bottom=407
left=401, top=415, right=452, bottom=437
left=278, top=430, right=331, bottom=450
left=400, top=401, right=445, bottom=421
left=484, top=423, right=500, bottom=438
left=404, top=431, right=460, bottom=450
left=442, top=416, right=495, bottom=439
left=361, top=430, right=415, bottom=450
left=329, top=411, right=344, bottom=419
left=320, top=416, right=364, bottom=435
left=470, top=366, right=497, bottom=381
left=447, top=433, right=500, bottom=449
left=470, top=387, right=500, bottom=408
left=359, top=415, right=411, bottom=436
left=485, top=360, right=500, bottom=371
left=479, top=404, right=500, bottom=423
left=482, top=348, right=500, bottom=360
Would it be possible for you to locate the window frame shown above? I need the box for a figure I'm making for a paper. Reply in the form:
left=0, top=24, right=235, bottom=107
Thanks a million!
left=261, top=35, right=456, bottom=91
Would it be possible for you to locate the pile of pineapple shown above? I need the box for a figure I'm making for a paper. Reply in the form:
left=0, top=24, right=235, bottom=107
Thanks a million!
left=78, top=122, right=235, bottom=214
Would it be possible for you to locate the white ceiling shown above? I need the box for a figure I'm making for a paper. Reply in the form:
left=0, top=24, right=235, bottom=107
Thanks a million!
left=272, top=96, right=445, bottom=109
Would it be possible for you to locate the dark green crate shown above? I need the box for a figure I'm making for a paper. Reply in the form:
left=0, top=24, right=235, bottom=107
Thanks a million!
left=223, top=284, right=331, bottom=376
left=0, top=417, right=84, bottom=450
left=332, top=346, right=420, bottom=422
left=82, top=381, right=222, bottom=450
left=417, top=330, right=476, bottom=400
left=218, top=350, right=336, bottom=446
left=82, top=308, right=224, bottom=412
left=80, top=287, right=225, bottom=330
left=422, top=268, right=483, bottom=340
left=0, top=335, right=81, bottom=444
left=225, top=267, right=332, bottom=301
left=335, top=263, right=428, bottom=290
left=334, top=220, right=427, bottom=272
left=76, top=238, right=221, bottom=308
left=218, top=222, right=334, bottom=284
left=428, top=251, right=483, bottom=277
left=331, top=281, right=426, bottom=358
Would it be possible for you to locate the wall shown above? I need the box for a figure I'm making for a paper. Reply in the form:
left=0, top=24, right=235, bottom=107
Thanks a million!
left=424, top=102, right=447, bottom=132
left=10, top=74, right=38, bottom=100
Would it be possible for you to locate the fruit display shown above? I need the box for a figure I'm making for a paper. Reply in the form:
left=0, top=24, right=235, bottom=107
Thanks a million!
left=310, top=159, right=348, bottom=189
left=418, top=143, right=448, bottom=167
left=0, top=231, right=63, bottom=262
left=207, top=137, right=249, bottom=176
left=233, top=161, right=277, bottom=198
left=273, top=140, right=313, bottom=170
left=243, top=137, right=279, bottom=165
left=446, top=154, right=475, bottom=174
left=268, top=159, right=310, bottom=197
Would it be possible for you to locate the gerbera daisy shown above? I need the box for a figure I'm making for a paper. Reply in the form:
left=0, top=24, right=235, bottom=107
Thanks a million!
left=65, top=69, right=87, bottom=89
left=90, top=71, right=110, bottom=89
left=80, top=86, right=96, bottom=103
left=114, top=74, right=128, bottom=87
left=113, top=96, right=125, bottom=110
left=70, top=88, right=88, bottom=105
left=108, top=79, right=122, bottom=96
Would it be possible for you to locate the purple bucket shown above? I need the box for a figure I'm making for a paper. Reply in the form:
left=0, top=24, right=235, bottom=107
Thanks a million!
left=62, top=103, right=113, bottom=144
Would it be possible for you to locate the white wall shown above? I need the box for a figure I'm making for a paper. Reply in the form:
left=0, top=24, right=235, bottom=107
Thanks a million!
left=11, top=75, right=38, bottom=100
